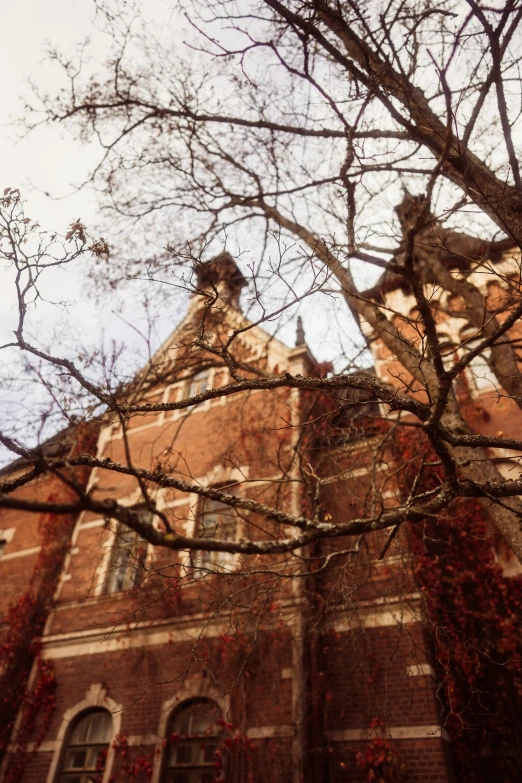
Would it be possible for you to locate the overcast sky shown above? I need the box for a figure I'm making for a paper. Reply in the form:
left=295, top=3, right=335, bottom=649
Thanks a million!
left=0, top=1, right=107, bottom=354
left=0, top=1, right=365, bottom=389
left=1, top=0, right=99, bottom=230
left=0, top=1, right=189, bottom=364
left=0, top=1, right=173, bottom=460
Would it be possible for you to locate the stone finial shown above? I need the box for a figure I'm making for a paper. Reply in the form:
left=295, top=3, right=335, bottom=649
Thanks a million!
left=296, top=316, right=305, bottom=346
left=194, top=252, right=247, bottom=309
left=395, top=191, right=429, bottom=232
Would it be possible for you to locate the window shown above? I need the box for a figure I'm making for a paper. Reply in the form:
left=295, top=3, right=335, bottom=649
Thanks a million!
left=434, top=333, right=453, bottom=371
left=460, top=327, right=498, bottom=392
left=163, top=700, right=223, bottom=783
left=104, top=509, right=152, bottom=594
left=187, top=369, right=210, bottom=399
left=190, top=489, right=238, bottom=576
left=57, top=710, right=112, bottom=783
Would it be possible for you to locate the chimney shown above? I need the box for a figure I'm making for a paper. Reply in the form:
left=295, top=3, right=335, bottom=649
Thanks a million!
left=194, top=252, right=247, bottom=310
left=295, top=316, right=306, bottom=346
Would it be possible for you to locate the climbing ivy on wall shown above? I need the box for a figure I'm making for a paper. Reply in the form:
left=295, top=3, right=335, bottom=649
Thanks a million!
left=0, top=423, right=99, bottom=778
left=410, top=503, right=522, bottom=783
left=397, top=430, right=522, bottom=783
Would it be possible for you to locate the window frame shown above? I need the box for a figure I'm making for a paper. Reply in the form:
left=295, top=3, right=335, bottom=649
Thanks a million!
left=186, top=369, right=211, bottom=400
left=189, top=485, right=240, bottom=578
left=459, top=326, right=498, bottom=392
left=55, top=708, right=112, bottom=783
left=162, top=699, right=224, bottom=783
left=104, top=508, right=153, bottom=595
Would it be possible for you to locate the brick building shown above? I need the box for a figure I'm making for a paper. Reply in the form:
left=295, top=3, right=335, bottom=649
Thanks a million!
left=1, top=244, right=521, bottom=783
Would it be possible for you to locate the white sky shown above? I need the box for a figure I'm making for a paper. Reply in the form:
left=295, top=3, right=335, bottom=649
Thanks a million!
left=0, top=1, right=106, bottom=352
left=1, top=0, right=100, bottom=232
left=0, top=1, right=188, bottom=369
left=0, top=0, right=365, bottom=399
left=0, top=1, right=182, bottom=462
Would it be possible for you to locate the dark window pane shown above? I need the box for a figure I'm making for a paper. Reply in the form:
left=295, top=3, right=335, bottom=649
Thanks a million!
left=202, top=743, right=218, bottom=763
left=65, top=749, right=87, bottom=769
left=175, top=744, right=193, bottom=764
left=87, top=746, right=108, bottom=769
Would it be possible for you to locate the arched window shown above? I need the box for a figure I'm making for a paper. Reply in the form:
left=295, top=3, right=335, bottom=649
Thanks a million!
left=163, top=699, right=223, bottom=782
left=57, top=709, right=112, bottom=782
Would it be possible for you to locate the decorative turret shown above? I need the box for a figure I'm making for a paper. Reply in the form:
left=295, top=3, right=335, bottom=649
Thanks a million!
left=194, top=252, right=247, bottom=310
left=362, top=192, right=516, bottom=302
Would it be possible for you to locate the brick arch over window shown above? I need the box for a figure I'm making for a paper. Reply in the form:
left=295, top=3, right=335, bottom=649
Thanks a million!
left=45, top=684, right=122, bottom=783
left=161, top=698, right=224, bottom=783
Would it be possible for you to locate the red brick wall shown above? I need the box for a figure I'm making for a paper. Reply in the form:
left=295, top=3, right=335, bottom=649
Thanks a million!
left=0, top=311, right=456, bottom=783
